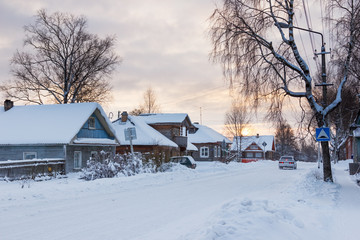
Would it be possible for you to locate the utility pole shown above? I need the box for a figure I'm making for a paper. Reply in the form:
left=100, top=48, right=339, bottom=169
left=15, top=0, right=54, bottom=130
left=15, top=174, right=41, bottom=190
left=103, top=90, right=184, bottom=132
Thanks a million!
left=277, top=22, right=333, bottom=181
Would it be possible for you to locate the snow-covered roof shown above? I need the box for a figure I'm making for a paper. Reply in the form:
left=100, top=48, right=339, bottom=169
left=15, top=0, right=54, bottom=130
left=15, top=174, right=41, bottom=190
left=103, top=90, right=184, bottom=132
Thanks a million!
left=112, top=116, right=178, bottom=148
left=139, top=113, right=190, bottom=124
left=230, top=135, right=275, bottom=152
left=187, top=137, right=198, bottom=151
left=188, top=123, right=232, bottom=144
left=0, top=102, right=118, bottom=145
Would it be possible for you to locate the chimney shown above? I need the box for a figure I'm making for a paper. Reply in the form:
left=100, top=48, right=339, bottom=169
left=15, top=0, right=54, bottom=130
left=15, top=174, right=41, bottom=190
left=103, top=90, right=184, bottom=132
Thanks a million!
left=121, top=111, right=128, bottom=122
left=4, top=99, right=14, bottom=111
left=256, top=133, right=260, bottom=138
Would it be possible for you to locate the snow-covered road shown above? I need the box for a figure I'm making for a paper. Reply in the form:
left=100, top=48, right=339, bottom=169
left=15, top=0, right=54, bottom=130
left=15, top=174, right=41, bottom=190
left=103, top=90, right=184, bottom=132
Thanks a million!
left=1, top=160, right=359, bottom=240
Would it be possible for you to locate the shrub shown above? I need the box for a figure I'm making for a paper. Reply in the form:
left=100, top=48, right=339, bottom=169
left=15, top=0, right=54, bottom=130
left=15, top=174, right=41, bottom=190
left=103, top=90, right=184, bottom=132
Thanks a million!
left=81, top=152, right=157, bottom=181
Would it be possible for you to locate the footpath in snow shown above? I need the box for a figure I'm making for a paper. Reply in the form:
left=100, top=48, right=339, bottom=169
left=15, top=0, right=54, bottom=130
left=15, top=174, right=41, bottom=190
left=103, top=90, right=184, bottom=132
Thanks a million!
left=1, top=160, right=359, bottom=240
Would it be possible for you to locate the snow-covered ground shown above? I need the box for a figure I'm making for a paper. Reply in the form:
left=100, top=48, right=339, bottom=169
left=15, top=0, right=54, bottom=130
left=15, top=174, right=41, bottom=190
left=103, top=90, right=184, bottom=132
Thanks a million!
left=1, top=160, right=359, bottom=240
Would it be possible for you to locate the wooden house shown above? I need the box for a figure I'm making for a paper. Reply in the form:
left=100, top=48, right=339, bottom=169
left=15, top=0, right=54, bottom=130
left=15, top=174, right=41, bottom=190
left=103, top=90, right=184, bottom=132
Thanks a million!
left=0, top=100, right=119, bottom=178
left=112, top=112, right=180, bottom=158
left=138, top=113, right=196, bottom=154
left=348, top=111, right=360, bottom=174
left=188, top=123, right=231, bottom=162
left=230, top=134, right=276, bottom=162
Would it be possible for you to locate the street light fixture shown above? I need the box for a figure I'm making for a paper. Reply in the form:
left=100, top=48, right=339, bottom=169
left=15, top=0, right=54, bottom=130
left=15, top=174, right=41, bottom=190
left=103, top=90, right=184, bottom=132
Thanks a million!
left=276, top=22, right=332, bottom=118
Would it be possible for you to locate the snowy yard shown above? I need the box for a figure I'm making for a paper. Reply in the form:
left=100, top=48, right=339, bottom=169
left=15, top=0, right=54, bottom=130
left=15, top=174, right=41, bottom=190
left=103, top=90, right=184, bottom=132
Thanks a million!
left=1, top=160, right=359, bottom=240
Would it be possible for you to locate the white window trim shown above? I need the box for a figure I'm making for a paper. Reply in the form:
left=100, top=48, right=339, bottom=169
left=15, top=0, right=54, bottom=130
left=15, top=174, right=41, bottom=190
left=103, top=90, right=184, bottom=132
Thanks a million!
left=89, top=117, right=96, bottom=129
left=246, top=152, right=253, bottom=158
left=74, top=151, right=82, bottom=169
left=23, top=152, right=37, bottom=160
left=200, top=147, right=209, bottom=158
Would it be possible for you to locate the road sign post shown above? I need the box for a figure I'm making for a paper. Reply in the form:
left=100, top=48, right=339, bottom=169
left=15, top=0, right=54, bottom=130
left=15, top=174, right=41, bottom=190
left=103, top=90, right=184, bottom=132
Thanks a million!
left=316, top=127, right=330, bottom=142
left=124, top=127, right=137, bottom=155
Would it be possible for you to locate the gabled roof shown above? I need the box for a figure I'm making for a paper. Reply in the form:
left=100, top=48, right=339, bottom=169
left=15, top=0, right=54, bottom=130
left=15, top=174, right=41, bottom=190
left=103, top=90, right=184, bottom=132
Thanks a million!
left=230, top=135, right=275, bottom=152
left=188, top=123, right=231, bottom=144
left=0, top=102, right=118, bottom=145
left=139, top=113, right=192, bottom=126
left=112, top=116, right=178, bottom=148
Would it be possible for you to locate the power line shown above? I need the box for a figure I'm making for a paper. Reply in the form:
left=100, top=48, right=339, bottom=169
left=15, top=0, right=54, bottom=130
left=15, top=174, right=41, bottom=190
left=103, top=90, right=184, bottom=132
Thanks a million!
left=163, top=85, right=226, bottom=106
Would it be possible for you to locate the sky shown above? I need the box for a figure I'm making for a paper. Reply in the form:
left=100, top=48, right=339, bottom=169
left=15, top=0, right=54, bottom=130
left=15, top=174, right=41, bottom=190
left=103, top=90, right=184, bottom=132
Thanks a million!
left=0, top=0, right=325, bottom=136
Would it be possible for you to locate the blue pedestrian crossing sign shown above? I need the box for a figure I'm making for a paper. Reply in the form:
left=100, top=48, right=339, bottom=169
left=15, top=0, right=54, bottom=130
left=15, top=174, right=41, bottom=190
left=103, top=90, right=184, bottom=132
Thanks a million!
left=316, top=127, right=330, bottom=142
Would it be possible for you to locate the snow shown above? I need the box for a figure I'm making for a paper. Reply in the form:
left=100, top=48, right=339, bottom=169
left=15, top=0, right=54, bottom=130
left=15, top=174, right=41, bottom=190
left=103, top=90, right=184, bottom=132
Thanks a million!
left=139, top=113, right=189, bottom=124
left=186, top=137, right=198, bottom=151
left=73, top=138, right=117, bottom=145
left=112, top=116, right=178, bottom=147
left=1, top=160, right=360, bottom=240
left=0, top=102, right=118, bottom=145
left=188, top=123, right=231, bottom=144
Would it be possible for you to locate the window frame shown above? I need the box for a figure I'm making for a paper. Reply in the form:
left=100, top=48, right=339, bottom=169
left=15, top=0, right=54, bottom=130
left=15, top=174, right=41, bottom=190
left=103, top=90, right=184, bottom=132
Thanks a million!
left=74, top=151, right=82, bottom=169
left=200, top=146, right=209, bottom=158
left=88, top=117, right=96, bottom=129
left=246, top=152, right=253, bottom=158
left=23, top=152, right=37, bottom=160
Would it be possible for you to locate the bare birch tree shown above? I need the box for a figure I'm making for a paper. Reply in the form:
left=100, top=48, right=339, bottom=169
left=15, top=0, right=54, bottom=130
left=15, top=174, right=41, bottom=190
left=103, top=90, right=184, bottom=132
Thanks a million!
left=210, top=0, right=358, bottom=182
left=275, top=119, right=298, bottom=157
left=1, top=9, right=121, bottom=104
left=140, top=87, right=161, bottom=114
left=224, top=97, right=251, bottom=160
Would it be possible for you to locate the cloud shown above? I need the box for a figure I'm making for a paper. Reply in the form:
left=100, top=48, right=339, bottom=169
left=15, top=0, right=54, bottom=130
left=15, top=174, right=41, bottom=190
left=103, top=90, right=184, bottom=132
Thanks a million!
left=0, top=0, right=234, bottom=133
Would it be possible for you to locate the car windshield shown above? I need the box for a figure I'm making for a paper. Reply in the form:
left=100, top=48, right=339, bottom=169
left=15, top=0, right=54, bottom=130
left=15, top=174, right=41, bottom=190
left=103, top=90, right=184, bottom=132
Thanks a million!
left=280, top=157, right=293, bottom=161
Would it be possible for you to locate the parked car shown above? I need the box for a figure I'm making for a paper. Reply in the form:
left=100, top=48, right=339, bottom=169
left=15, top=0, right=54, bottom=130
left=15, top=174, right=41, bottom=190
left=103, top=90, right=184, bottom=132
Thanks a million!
left=170, top=156, right=197, bottom=169
left=278, top=156, right=297, bottom=169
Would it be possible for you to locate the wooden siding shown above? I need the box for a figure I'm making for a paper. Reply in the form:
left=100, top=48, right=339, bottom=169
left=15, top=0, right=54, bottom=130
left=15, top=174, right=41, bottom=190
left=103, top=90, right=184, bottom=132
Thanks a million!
left=0, top=145, right=65, bottom=161
left=192, top=143, right=226, bottom=162
left=65, top=145, right=115, bottom=173
left=77, top=114, right=114, bottom=139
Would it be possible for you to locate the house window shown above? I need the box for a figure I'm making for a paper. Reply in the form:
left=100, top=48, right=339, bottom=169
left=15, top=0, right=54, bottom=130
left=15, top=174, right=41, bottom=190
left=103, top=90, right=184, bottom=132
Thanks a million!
left=200, top=147, right=209, bottom=158
left=74, top=151, right=82, bottom=169
left=88, top=117, right=96, bottom=129
left=250, top=145, right=258, bottom=150
left=23, top=152, right=37, bottom=160
left=246, top=152, right=253, bottom=158
left=255, top=152, right=262, bottom=158
left=214, top=146, right=217, bottom=158
left=180, top=126, right=186, bottom=136
left=218, top=146, right=221, bottom=157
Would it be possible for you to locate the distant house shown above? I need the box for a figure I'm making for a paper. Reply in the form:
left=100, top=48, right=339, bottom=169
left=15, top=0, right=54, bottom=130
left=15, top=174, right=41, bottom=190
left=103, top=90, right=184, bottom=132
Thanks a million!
left=188, top=123, right=231, bottom=162
left=138, top=113, right=195, bottom=154
left=230, top=134, right=276, bottom=162
left=0, top=100, right=119, bottom=177
left=112, top=112, right=179, bottom=157
left=348, top=111, right=360, bottom=174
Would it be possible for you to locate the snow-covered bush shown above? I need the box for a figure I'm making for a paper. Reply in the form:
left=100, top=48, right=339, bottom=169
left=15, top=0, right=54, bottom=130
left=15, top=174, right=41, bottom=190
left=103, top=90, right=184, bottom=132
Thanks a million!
left=81, top=152, right=157, bottom=180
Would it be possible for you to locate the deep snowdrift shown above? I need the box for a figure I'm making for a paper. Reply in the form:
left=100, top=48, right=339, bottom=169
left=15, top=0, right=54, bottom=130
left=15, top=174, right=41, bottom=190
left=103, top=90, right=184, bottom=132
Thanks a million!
left=1, top=160, right=359, bottom=240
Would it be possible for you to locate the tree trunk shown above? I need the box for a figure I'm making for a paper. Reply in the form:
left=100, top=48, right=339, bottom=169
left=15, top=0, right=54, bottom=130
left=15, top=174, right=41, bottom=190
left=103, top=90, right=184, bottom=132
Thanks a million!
left=321, top=141, right=333, bottom=182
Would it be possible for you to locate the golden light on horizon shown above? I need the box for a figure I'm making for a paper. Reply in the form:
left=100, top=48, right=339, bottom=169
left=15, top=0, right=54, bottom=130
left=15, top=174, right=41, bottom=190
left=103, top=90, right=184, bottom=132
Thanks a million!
left=241, top=127, right=251, bottom=136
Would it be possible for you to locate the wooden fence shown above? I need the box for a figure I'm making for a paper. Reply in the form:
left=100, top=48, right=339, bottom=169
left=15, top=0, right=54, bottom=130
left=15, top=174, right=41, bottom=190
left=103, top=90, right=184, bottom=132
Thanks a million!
left=0, top=158, right=65, bottom=180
